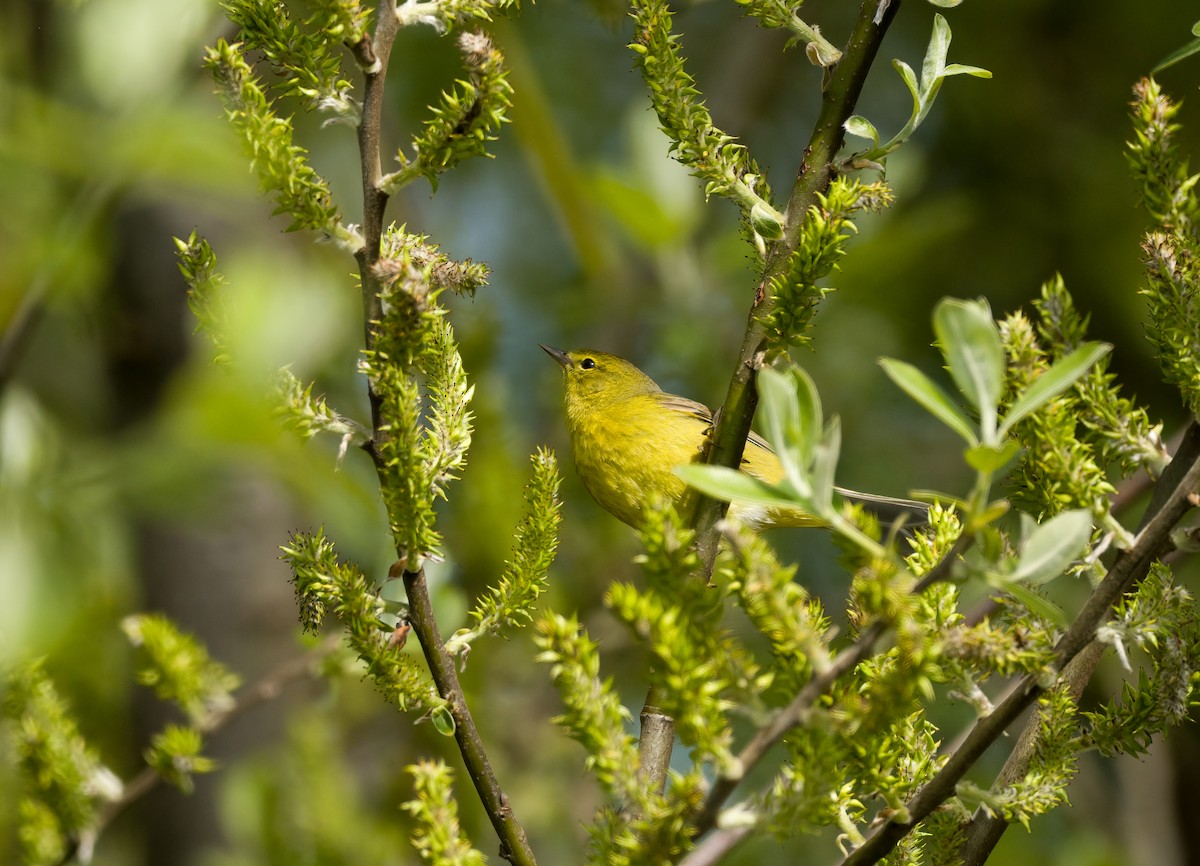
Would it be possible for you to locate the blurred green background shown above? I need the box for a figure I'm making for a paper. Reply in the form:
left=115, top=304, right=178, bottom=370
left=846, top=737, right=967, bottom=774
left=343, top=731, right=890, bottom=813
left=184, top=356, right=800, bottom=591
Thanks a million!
left=3, top=0, right=1200, bottom=864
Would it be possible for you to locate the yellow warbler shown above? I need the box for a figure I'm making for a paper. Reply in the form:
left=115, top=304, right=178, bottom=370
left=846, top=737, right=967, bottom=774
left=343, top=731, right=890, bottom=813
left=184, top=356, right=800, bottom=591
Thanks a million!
left=541, top=345, right=925, bottom=531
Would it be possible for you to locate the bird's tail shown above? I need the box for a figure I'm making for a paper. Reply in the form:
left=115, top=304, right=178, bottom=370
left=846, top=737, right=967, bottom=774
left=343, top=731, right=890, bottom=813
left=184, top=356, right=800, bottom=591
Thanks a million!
left=834, top=486, right=930, bottom=533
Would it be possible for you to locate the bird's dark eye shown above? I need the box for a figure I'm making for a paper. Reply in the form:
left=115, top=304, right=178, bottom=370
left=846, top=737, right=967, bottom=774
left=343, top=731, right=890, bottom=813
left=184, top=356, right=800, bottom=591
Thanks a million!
left=580, top=358, right=596, bottom=370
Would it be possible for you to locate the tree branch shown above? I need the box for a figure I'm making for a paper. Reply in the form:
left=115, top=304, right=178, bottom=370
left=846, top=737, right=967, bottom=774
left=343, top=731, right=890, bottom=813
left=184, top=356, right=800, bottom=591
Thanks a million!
left=402, top=567, right=537, bottom=866
left=839, top=434, right=1200, bottom=866
left=955, top=420, right=1200, bottom=864
left=690, top=0, right=903, bottom=572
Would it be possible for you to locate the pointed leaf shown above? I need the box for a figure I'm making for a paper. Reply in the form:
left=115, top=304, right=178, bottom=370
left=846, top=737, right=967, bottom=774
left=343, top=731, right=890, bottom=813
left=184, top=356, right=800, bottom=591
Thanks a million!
left=893, top=59, right=920, bottom=102
left=934, top=298, right=1004, bottom=440
left=757, top=366, right=810, bottom=489
left=1011, top=509, right=1093, bottom=586
left=844, top=115, right=880, bottom=146
left=810, top=417, right=840, bottom=513
left=964, top=441, right=1022, bottom=474
left=1002, top=582, right=1067, bottom=627
left=790, top=366, right=823, bottom=467
left=942, top=63, right=993, bottom=78
left=922, top=14, right=952, bottom=87
left=879, top=357, right=977, bottom=444
left=675, top=464, right=805, bottom=508
left=999, top=342, right=1112, bottom=436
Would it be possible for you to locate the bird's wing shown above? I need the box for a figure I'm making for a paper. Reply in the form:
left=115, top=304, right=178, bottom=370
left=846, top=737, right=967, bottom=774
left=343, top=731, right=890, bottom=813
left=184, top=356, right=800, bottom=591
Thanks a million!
left=655, top=393, right=775, bottom=456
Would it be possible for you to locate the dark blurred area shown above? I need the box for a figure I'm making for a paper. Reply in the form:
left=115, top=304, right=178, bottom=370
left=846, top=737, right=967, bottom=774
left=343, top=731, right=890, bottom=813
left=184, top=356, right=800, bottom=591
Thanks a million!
left=2, top=0, right=1199, bottom=864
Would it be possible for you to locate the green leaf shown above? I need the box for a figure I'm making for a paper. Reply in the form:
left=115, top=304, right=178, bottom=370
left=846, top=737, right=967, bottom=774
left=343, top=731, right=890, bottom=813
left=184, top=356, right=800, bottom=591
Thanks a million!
left=811, top=417, right=840, bottom=512
left=934, top=298, right=1004, bottom=440
left=675, top=464, right=800, bottom=508
left=1011, top=509, right=1093, bottom=586
left=999, top=342, right=1112, bottom=436
left=923, top=13, right=951, bottom=84
left=1152, top=21, right=1200, bottom=74
left=1002, top=583, right=1067, bottom=627
left=757, top=366, right=811, bottom=491
left=964, top=441, right=1022, bottom=474
left=942, top=63, right=993, bottom=78
left=431, top=705, right=456, bottom=737
left=926, top=0, right=962, bottom=6
left=879, top=357, right=977, bottom=444
left=844, top=115, right=879, bottom=146
left=893, top=59, right=920, bottom=103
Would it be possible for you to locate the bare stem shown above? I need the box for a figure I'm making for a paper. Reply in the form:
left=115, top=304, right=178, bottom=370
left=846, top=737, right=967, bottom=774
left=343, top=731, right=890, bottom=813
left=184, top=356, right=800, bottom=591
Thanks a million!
left=402, top=568, right=537, bottom=866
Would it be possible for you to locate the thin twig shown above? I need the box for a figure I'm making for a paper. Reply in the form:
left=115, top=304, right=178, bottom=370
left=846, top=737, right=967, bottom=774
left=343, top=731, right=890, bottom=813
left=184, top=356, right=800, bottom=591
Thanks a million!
left=692, top=531, right=972, bottom=836
left=57, top=636, right=341, bottom=866
left=351, top=6, right=535, bottom=864
left=402, top=568, right=537, bottom=866
left=690, top=0, right=904, bottom=572
left=954, top=421, right=1200, bottom=864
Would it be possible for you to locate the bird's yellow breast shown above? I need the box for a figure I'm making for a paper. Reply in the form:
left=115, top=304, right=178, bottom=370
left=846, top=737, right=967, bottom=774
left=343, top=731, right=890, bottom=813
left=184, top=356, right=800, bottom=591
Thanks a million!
left=565, top=392, right=706, bottom=527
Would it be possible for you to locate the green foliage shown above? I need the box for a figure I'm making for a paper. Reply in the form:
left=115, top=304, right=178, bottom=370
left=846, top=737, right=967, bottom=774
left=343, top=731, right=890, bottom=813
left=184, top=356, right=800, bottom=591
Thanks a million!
left=765, top=178, right=894, bottom=354
left=281, top=530, right=440, bottom=712
left=275, top=368, right=370, bottom=460
left=447, top=448, right=562, bottom=655
left=402, top=760, right=487, bottom=866
left=387, top=31, right=514, bottom=194
left=222, top=0, right=360, bottom=120
left=958, top=687, right=1078, bottom=830
left=1032, top=276, right=1168, bottom=477
left=144, top=724, right=216, bottom=795
left=204, top=39, right=359, bottom=248
left=3, top=664, right=106, bottom=866
left=534, top=614, right=639, bottom=798
left=1129, top=78, right=1200, bottom=417
left=122, top=614, right=241, bottom=726
left=719, top=528, right=831, bottom=693
left=628, top=0, right=781, bottom=228
left=1082, top=563, right=1200, bottom=757
left=174, top=230, right=232, bottom=365
left=734, top=0, right=841, bottom=64
left=843, top=14, right=991, bottom=169
left=363, top=228, right=482, bottom=563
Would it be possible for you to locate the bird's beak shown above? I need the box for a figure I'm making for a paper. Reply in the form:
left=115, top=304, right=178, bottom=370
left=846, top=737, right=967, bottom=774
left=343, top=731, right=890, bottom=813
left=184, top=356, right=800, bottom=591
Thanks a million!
left=539, top=344, right=570, bottom=368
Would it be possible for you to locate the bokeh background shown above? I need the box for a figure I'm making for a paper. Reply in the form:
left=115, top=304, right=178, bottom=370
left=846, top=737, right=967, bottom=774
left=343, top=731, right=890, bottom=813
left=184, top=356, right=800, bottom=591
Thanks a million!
left=3, top=0, right=1200, bottom=864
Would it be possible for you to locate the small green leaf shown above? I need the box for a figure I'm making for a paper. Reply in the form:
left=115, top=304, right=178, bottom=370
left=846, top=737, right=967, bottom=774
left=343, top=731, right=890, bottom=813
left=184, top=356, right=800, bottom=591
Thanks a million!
left=879, top=358, right=977, bottom=444
left=1152, top=22, right=1200, bottom=74
left=893, top=59, right=920, bottom=102
left=942, top=63, right=993, bottom=78
left=926, top=0, right=962, bottom=6
left=844, top=115, right=880, bottom=146
left=810, top=417, right=841, bottom=512
left=758, top=366, right=811, bottom=490
left=964, top=441, right=1022, bottom=474
left=675, top=464, right=801, bottom=507
left=934, top=298, right=1004, bottom=440
left=923, top=13, right=952, bottom=84
left=999, top=342, right=1112, bottom=436
left=1002, top=583, right=1067, bottom=627
left=1011, top=509, right=1093, bottom=586
left=431, top=705, right=456, bottom=737
left=790, top=366, right=823, bottom=467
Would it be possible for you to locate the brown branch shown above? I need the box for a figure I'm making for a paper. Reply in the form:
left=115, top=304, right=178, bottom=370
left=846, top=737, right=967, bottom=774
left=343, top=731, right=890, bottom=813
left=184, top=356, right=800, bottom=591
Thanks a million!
left=954, top=420, right=1200, bottom=864
left=402, top=568, right=537, bottom=866
left=692, top=531, right=972, bottom=837
left=690, top=0, right=903, bottom=572
left=838, top=436, right=1200, bottom=866
left=637, top=685, right=676, bottom=796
